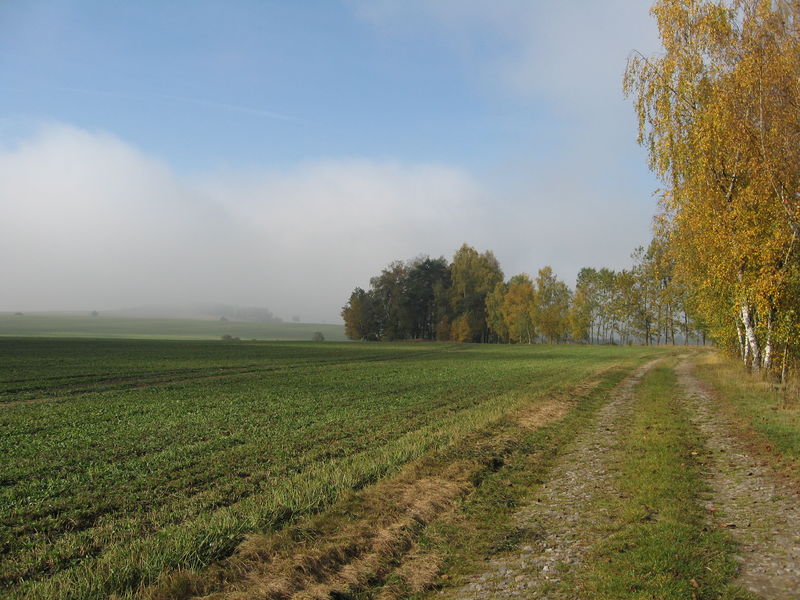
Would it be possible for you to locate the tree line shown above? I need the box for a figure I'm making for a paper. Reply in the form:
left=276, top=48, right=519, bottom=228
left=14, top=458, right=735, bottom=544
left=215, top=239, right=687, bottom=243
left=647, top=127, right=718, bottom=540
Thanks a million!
left=342, top=242, right=705, bottom=345
left=625, top=0, right=800, bottom=378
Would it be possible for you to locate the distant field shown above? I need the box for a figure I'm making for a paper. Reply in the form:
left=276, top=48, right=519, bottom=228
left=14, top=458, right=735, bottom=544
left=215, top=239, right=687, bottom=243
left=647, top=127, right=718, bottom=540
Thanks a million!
left=0, top=339, right=664, bottom=599
left=0, top=313, right=346, bottom=341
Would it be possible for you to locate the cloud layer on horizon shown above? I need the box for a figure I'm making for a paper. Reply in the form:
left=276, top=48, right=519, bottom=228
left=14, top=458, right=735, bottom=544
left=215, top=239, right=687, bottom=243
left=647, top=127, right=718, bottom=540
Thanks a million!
left=2, top=3, right=664, bottom=322
left=1, top=124, right=653, bottom=322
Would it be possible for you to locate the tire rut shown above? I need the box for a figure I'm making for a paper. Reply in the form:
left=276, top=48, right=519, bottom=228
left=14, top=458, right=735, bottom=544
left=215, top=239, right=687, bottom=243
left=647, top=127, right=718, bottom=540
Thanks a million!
left=440, top=359, right=661, bottom=599
left=676, top=359, right=800, bottom=599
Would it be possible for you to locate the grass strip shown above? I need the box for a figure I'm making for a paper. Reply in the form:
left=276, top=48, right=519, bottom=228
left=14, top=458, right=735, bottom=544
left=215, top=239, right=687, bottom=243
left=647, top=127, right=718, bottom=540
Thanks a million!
left=578, top=362, right=752, bottom=600
left=409, top=361, right=652, bottom=599
left=694, top=352, right=800, bottom=476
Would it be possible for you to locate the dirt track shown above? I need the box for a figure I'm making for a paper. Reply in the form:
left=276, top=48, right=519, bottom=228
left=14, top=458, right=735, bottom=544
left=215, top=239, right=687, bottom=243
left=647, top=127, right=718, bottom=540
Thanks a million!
left=440, top=359, right=662, bottom=599
left=442, top=356, right=800, bottom=599
left=677, top=359, right=800, bottom=599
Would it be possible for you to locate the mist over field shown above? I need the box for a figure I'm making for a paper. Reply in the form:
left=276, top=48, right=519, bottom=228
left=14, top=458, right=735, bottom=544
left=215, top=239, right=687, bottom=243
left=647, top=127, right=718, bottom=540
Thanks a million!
left=0, top=126, right=482, bottom=322
left=0, top=1, right=658, bottom=323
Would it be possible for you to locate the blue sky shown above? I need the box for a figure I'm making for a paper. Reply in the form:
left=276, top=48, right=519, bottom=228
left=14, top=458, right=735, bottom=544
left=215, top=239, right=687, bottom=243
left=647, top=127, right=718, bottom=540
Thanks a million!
left=1, top=1, right=561, bottom=173
left=0, top=1, right=661, bottom=322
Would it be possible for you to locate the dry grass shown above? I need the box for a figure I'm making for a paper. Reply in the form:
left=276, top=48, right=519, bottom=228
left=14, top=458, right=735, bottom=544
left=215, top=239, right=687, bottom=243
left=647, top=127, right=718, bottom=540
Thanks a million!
left=382, top=547, right=443, bottom=597
left=173, top=471, right=473, bottom=600
left=141, top=371, right=609, bottom=600
left=514, top=376, right=603, bottom=430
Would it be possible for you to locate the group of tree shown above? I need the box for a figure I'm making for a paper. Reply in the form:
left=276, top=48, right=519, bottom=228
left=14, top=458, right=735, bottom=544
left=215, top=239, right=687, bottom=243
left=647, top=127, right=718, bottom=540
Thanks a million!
left=342, top=243, right=705, bottom=345
left=346, top=0, right=799, bottom=377
left=625, top=0, right=800, bottom=378
left=485, top=267, right=572, bottom=344
left=570, top=238, right=705, bottom=346
left=341, top=245, right=502, bottom=343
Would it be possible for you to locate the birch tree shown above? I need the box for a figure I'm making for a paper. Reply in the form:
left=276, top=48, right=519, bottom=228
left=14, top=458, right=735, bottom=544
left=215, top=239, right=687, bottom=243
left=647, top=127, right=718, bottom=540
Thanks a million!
left=534, top=266, right=572, bottom=343
left=449, top=244, right=504, bottom=342
left=499, top=275, right=536, bottom=344
left=625, top=0, right=800, bottom=374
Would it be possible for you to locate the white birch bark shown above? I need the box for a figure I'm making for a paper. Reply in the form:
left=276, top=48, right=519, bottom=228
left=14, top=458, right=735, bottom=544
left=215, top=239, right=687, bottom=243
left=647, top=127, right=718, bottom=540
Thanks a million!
left=736, top=321, right=746, bottom=364
left=741, top=302, right=761, bottom=372
left=763, top=308, right=774, bottom=372
left=781, top=346, right=788, bottom=384
left=744, top=329, right=750, bottom=365
left=764, top=336, right=773, bottom=372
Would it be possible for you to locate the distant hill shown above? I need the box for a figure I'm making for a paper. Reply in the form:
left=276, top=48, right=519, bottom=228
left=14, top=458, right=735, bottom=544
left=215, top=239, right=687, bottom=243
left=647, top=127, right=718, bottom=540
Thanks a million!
left=0, top=313, right=346, bottom=341
left=109, top=304, right=283, bottom=323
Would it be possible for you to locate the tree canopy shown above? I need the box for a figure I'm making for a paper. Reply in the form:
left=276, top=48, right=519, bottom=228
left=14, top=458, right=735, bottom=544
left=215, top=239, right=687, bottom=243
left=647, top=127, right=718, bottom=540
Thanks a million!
left=625, top=0, right=800, bottom=376
left=342, top=243, right=703, bottom=346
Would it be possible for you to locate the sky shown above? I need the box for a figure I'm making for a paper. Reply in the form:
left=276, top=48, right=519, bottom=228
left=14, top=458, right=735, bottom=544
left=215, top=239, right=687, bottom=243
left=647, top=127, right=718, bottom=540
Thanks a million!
left=0, top=1, right=661, bottom=323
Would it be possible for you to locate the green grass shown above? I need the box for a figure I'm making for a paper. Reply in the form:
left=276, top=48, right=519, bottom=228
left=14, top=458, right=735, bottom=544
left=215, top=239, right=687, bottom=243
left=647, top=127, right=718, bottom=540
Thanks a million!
left=579, top=361, right=750, bottom=600
left=0, top=313, right=347, bottom=341
left=0, top=339, right=662, bottom=600
left=694, top=352, right=800, bottom=466
left=412, top=363, right=641, bottom=599
left=0, top=338, right=428, bottom=402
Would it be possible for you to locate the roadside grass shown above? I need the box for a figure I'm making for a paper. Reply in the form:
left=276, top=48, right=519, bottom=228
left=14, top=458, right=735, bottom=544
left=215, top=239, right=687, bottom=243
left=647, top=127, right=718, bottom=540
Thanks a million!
left=0, top=340, right=663, bottom=599
left=578, top=362, right=753, bottom=600
left=693, top=352, right=800, bottom=475
left=409, top=360, right=657, bottom=599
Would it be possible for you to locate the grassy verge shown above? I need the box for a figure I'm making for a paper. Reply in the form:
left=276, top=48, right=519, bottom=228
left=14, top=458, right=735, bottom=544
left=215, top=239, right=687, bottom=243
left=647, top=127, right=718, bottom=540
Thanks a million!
left=694, top=352, right=800, bottom=476
left=409, top=360, right=655, bottom=599
left=578, top=362, right=751, bottom=600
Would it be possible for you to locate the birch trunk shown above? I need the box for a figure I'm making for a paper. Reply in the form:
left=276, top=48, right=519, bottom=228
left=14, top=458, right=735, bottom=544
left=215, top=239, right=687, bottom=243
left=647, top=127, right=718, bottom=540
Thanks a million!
left=736, top=321, right=745, bottom=363
left=684, top=313, right=689, bottom=345
left=763, top=307, right=774, bottom=372
left=741, top=302, right=761, bottom=372
left=781, top=346, right=788, bottom=384
left=743, top=325, right=750, bottom=365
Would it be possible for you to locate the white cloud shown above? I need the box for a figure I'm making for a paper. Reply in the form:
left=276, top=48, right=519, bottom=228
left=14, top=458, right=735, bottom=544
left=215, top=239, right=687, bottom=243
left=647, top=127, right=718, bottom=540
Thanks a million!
left=347, top=0, right=663, bottom=277
left=0, top=123, right=659, bottom=321
left=348, top=0, right=659, bottom=105
left=1, top=4, right=668, bottom=322
left=0, top=125, right=485, bottom=321
left=198, top=158, right=486, bottom=320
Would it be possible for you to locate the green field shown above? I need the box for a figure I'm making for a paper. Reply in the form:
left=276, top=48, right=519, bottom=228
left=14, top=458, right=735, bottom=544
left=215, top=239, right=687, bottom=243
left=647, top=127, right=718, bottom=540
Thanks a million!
left=0, top=314, right=347, bottom=341
left=0, top=339, right=664, bottom=599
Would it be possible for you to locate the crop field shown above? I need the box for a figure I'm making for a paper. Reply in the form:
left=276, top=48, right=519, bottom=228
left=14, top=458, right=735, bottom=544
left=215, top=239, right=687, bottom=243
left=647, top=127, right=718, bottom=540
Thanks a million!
left=0, top=339, right=664, bottom=599
left=0, top=314, right=347, bottom=341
